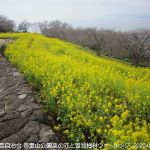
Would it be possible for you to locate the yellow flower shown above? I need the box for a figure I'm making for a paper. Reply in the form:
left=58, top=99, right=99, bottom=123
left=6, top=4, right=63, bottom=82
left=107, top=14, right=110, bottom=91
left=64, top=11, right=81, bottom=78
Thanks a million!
left=104, top=129, right=107, bottom=133
left=69, top=133, right=74, bottom=138
left=110, top=115, right=120, bottom=127
left=99, top=117, right=104, bottom=122
left=96, top=129, right=102, bottom=134
left=121, top=110, right=129, bottom=119
left=81, top=134, right=85, bottom=140
left=114, top=99, right=119, bottom=103
left=63, top=130, right=69, bottom=135
left=108, top=102, right=112, bottom=107
left=54, top=126, right=60, bottom=131
left=105, top=109, right=109, bottom=114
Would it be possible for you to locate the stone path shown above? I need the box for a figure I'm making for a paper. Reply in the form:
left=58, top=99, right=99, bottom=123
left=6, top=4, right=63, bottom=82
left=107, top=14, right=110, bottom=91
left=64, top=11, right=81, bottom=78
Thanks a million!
left=0, top=40, right=59, bottom=149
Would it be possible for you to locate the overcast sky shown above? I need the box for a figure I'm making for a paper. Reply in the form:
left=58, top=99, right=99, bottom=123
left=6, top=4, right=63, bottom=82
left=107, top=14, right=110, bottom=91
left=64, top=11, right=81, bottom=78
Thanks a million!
left=0, top=0, right=150, bottom=30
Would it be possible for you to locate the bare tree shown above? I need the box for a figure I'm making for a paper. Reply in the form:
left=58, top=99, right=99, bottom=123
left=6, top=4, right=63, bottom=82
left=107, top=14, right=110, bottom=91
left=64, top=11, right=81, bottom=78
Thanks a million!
left=120, top=31, right=150, bottom=66
left=87, top=29, right=106, bottom=56
left=47, top=20, right=73, bottom=39
left=38, top=21, right=49, bottom=35
left=30, top=23, right=40, bottom=33
left=18, top=20, right=31, bottom=32
left=48, top=20, right=63, bottom=38
left=0, top=15, right=15, bottom=32
left=38, top=20, right=73, bottom=40
left=70, top=28, right=106, bottom=56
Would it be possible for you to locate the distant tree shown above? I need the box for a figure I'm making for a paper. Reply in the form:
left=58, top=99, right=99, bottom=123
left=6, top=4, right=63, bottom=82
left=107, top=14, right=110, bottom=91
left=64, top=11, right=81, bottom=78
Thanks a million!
left=87, top=29, right=106, bottom=56
left=18, top=20, right=31, bottom=32
left=38, top=21, right=49, bottom=35
left=30, top=23, right=40, bottom=33
left=70, top=28, right=106, bottom=56
left=60, top=22, right=73, bottom=40
left=120, top=31, right=150, bottom=66
left=38, top=20, right=73, bottom=40
left=48, top=20, right=63, bottom=38
left=0, top=15, right=15, bottom=32
left=47, top=20, right=72, bottom=39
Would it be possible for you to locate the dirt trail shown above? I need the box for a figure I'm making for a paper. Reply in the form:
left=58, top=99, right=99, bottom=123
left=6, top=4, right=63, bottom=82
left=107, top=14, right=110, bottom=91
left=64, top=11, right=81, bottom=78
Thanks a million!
left=0, top=39, right=59, bottom=149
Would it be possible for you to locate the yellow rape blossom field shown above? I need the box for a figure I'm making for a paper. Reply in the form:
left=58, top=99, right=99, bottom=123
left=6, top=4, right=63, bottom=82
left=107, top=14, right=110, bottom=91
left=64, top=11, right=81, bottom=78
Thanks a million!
left=0, top=33, right=150, bottom=149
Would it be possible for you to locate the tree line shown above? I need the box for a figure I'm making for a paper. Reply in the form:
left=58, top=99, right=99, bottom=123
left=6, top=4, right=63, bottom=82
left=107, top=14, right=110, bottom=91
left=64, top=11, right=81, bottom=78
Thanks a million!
left=0, top=15, right=150, bottom=67
left=0, top=15, right=15, bottom=32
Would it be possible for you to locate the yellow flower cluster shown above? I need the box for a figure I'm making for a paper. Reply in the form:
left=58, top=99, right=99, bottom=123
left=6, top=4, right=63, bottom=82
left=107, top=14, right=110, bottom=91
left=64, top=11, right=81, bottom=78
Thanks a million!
left=0, top=33, right=149, bottom=148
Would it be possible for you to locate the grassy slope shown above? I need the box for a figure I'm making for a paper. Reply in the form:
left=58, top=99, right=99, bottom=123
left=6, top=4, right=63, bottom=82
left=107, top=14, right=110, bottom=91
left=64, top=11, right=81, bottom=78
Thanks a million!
left=0, top=33, right=150, bottom=145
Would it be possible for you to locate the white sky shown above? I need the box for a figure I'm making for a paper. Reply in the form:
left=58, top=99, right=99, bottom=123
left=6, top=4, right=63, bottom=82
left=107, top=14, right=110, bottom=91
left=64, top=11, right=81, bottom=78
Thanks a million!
left=0, top=0, right=150, bottom=30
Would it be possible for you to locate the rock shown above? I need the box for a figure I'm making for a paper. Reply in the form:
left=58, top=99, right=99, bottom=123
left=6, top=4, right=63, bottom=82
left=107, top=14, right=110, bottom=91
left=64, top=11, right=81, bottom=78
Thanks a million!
left=11, top=68, right=17, bottom=72
left=0, top=117, right=28, bottom=140
left=38, top=137, right=50, bottom=143
left=26, top=134, right=39, bottom=142
left=29, top=103, right=41, bottom=110
left=39, top=128, right=58, bottom=143
left=5, top=95, right=17, bottom=104
left=26, top=97, right=35, bottom=104
left=0, top=88, right=4, bottom=93
left=17, top=105, right=28, bottom=112
left=0, top=112, right=20, bottom=122
left=0, top=110, right=6, bottom=117
left=24, top=121, right=40, bottom=134
left=6, top=101, right=21, bottom=111
left=18, top=94, right=26, bottom=99
left=0, top=102, right=5, bottom=109
left=29, top=114, right=37, bottom=121
left=31, top=109, right=47, bottom=123
left=18, top=86, right=31, bottom=95
left=1, top=130, right=29, bottom=143
left=21, top=107, right=33, bottom=117
left=13, top=72, right=20, bottom=76
left=40, top=123, right=50, bottom=132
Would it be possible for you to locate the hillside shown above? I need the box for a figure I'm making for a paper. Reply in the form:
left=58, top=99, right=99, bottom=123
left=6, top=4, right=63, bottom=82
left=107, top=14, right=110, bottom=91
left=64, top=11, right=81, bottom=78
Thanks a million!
left=0, top=33, right=150, bottom=148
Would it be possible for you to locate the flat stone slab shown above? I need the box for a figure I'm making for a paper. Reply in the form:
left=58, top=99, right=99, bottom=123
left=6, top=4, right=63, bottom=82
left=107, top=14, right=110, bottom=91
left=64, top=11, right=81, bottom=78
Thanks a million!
left=0, top=41, right=59, bottom=146
left=18, top=94, right=27, bottom=99
left=13, top=72, right=20, bottom=76
left=0, top=88, right=4, bottom=93
left=0, top=111, right=6, bottom=117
